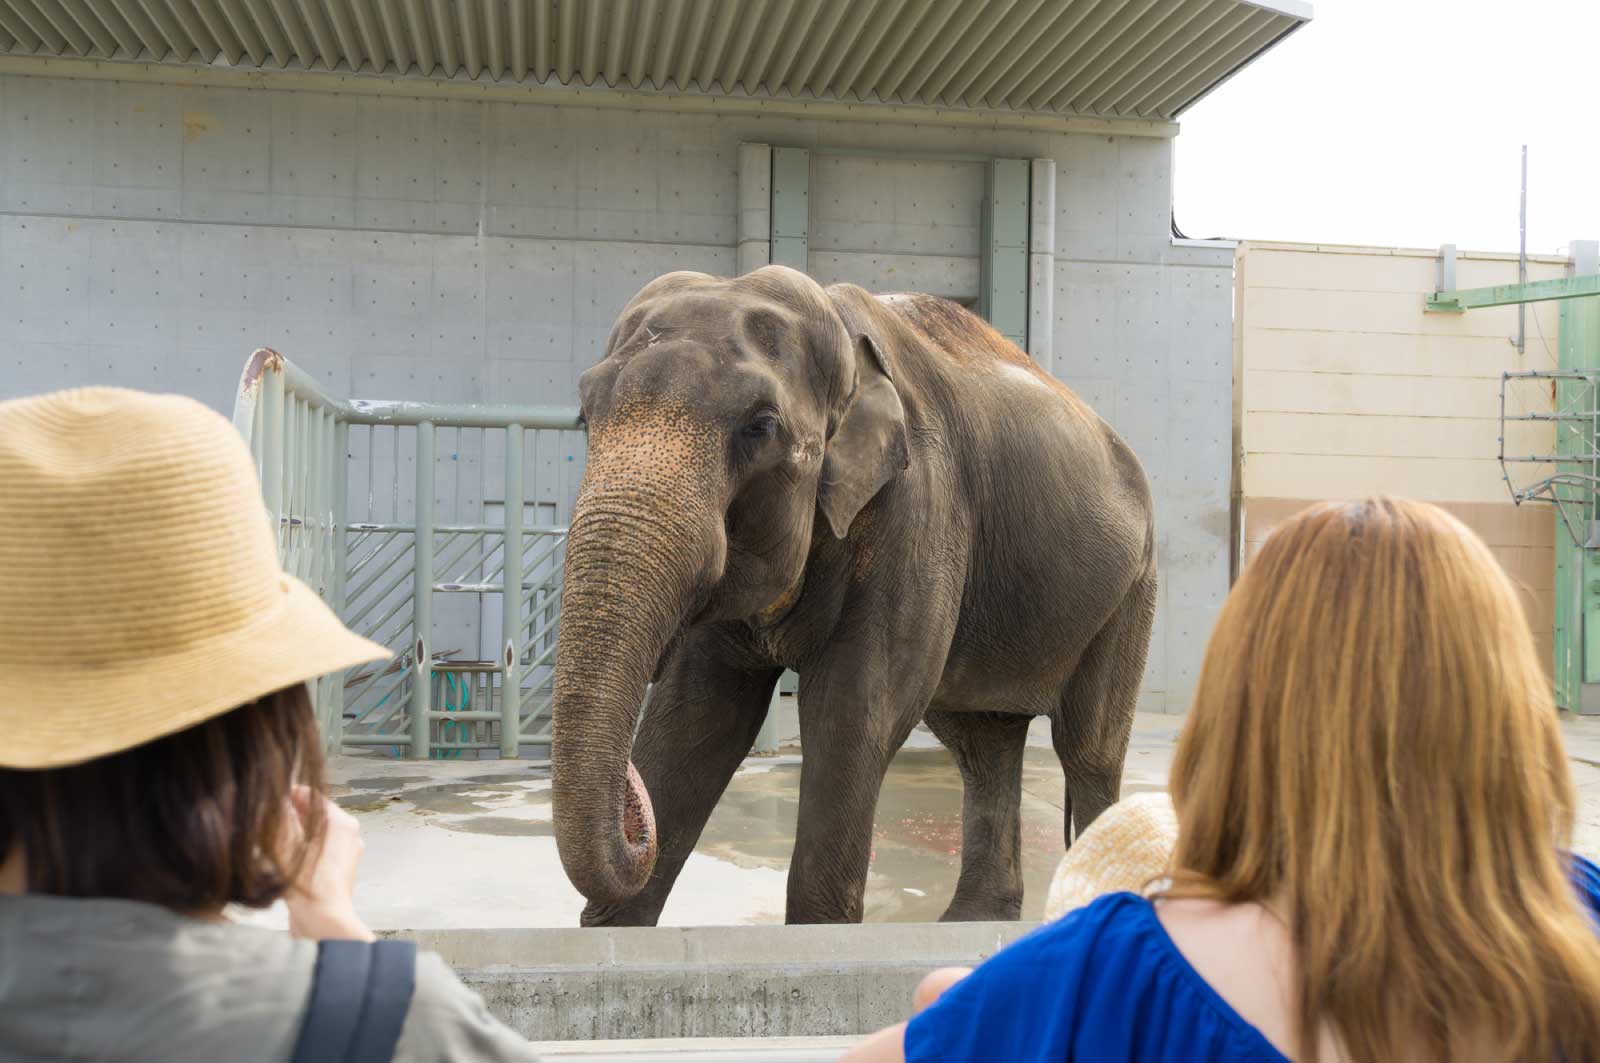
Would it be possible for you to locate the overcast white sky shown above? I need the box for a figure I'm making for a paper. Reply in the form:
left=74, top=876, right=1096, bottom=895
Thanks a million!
left=1173, top=0, right=1600, bottom=257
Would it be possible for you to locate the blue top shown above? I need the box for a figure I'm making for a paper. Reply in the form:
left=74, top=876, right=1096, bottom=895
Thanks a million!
left=905, top=853, right=1600, bottom=1063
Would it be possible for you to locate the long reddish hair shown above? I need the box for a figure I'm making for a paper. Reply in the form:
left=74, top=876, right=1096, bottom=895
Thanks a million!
left=1167, top=497, right=1600, bottom=1061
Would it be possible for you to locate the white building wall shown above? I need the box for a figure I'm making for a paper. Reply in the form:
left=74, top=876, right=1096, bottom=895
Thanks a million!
left=0, top=73, right=1232, bottom=713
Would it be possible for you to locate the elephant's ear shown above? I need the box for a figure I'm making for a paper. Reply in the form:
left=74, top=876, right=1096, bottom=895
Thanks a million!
left=818, top=332, right=909, bottom=540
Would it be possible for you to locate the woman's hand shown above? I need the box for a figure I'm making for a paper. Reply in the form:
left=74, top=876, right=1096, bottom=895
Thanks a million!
left=283, top=785, right=375, bottom=942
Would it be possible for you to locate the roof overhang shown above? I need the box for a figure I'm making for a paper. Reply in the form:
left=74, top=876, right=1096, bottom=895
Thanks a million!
left=0, top=0, right=1310, bottom=128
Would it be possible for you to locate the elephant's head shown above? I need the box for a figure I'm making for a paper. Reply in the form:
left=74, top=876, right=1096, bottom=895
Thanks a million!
left=551, top=266, right=910, bottom=906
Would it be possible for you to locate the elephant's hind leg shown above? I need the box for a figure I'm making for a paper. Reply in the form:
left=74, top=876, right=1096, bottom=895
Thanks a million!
left=1051, top=565, right=1158, bottom=846
left=924, top=709, right=1033, bottom=922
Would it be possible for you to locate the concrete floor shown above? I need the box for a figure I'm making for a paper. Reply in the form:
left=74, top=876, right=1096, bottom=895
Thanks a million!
left=239, top=710, right=1600, bottom=931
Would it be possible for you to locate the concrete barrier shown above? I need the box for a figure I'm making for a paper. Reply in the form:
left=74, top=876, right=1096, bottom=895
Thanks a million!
left=533, top=1035, right=858, bottom=1060
left=380, top=921, right=1038, bottom=1043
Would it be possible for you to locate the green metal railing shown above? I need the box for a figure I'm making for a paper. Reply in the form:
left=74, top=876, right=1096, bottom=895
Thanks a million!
left=231, top=348, right=583, bottom=758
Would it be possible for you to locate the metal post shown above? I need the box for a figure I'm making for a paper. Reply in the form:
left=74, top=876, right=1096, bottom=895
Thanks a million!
left=1518, top=145, right=1528, bottom=355
left=309, top=408, right=330, bottom=739
left=411, top=422, right=434, bottom=759
left=332, top=418, right=350, bottom=751
left=501, top=424, right=525, bottom=758
left=262, top=362, right=285, bottom=549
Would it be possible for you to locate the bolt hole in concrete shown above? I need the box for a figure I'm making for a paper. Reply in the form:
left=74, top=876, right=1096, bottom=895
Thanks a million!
left=230, top=713, right=1600, bottom=932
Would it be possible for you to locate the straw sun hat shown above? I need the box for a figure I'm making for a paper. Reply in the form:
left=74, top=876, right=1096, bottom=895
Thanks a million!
left=0, top=387, right=389, bottom=769
left=1043, top=791, right=1180, bottom=921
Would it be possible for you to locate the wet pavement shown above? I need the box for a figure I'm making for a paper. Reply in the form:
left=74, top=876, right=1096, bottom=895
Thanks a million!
left=235, top=711, right=1600, bottom=931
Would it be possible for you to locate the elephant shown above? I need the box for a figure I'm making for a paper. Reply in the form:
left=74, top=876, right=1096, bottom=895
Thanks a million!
left=551, top=265, right=1157, bottom=926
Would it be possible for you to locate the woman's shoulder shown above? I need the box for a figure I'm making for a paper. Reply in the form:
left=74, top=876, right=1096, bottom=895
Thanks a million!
left=1569, top=851, right=1600, bottom=920
left=396, top=950, right=543, bottom=1063
left=905, top=893, right=1290, bottom=1063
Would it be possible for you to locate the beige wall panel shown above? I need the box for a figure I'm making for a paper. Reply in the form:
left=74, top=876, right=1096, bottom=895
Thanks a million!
left=1241, top=497, right=1316, bottom=544
left=1245, top=369, right=1504, bottom=420
left=1244, top=412, right=1551, bottom=461
left=1241, top=249, right=1439, bottom=293
left=1243, top=454, right=1543, bottom=504
left=1454, top=257, right=1568, bottom=289
left=1517, top=585, right=1558, bottom=634
left=1242, top=285, right=1559, bottom=341
left=1240, top=245, right=1566, bottom=295
left=1433, top=500, right=1555, bottom=548
left=1247, top=498, right=1554, bottom=550
left=1242, top=327, right=1558, bottom=380
left=1496, top=545, right=1556, bottom=591
left=1243, top=498, right=1553, bottom=667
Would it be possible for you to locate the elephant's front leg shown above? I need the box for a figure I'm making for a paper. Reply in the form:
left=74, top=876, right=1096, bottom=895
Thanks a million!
left=580, top=633, right=780, bottom=927
left=785, top=673, right=928, bottom=924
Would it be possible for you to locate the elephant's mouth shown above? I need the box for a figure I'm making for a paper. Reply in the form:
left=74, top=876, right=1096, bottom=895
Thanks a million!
left=622, top=762, right=655, bottom=854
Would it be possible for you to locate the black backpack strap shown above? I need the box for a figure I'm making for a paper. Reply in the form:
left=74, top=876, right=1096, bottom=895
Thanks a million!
left=292, top=939, right=417, bottom=1063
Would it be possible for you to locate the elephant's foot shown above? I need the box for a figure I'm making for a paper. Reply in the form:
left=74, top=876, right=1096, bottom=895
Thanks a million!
left=938, top=889, right=1023, bottom=922
left=580, top=897, right=664, bottom=927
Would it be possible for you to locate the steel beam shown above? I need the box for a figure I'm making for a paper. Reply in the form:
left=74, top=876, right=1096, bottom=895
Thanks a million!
left=1426, top=273, right=1600, bottom=313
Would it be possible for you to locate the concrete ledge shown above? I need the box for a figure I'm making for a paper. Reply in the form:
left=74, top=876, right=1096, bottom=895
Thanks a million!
left=531, top=1036, right=858, bottom=1060
left=380, top=922, right=1037, bottom=1042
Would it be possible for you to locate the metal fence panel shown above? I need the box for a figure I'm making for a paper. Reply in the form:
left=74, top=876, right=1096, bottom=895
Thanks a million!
left=232, top=347, right=582, bottom=758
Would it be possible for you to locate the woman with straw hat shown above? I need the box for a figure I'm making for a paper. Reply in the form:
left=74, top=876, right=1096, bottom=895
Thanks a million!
left=0, top=388, right=543, bottom=1062
left=845, top=498, right=1600, bottom=1063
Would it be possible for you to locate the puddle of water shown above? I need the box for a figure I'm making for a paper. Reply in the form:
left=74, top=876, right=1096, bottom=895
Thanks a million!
left=338, top=779, right=546, bottom=816
left=345, top=774, right=434, bottom=790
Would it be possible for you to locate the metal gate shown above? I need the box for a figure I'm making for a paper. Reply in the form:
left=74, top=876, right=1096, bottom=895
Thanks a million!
left=231, top=348, right=584, bottom=758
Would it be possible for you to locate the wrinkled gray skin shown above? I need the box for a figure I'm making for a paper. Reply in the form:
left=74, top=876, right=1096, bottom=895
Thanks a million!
left=552, top=265, right=1156, bottom=926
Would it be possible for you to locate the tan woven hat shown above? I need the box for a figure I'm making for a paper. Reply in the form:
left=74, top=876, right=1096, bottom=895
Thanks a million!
left=1043, top=791, right=1179, bottom=921
left=0, top=387, right=389, bottom=769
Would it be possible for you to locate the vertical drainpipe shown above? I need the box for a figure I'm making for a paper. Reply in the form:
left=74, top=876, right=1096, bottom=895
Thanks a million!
left=411, top=422, right=435, bottom=760
left=1028, top=158, right=1056, bottom=374
left=502, top=424, right=525, bottom=756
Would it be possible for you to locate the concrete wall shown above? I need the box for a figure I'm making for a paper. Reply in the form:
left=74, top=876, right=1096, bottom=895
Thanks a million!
left=0, top=71, right=1233, bottom=713
left=1236, top=240, right=1567, bottom=665
left=383, top=920, right=1035, bottom=1041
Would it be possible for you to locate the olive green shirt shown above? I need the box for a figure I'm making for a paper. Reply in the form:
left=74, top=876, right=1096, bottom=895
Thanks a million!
left=0, top=895, right=542, bottom=1063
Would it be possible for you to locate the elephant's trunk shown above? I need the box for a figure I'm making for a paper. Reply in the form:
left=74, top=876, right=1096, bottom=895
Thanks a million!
left=552, top=471, right=721, bottom=907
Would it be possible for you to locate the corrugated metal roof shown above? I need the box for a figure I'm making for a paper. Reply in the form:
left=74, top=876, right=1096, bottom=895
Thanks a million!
left=0, top=0, right=1308, bottom=119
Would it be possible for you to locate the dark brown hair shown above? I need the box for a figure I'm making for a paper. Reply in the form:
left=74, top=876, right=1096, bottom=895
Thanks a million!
left=0, top=684, right=327, bottom=913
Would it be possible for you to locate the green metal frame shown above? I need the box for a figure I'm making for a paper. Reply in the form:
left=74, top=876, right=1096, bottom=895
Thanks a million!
left=1425, top=273, right=1600, bottom=313
left=1440, top=257, right=1600, bottom=711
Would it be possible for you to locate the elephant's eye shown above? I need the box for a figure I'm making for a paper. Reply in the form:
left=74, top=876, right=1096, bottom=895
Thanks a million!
left=741, top=413, right=778, bottom=440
